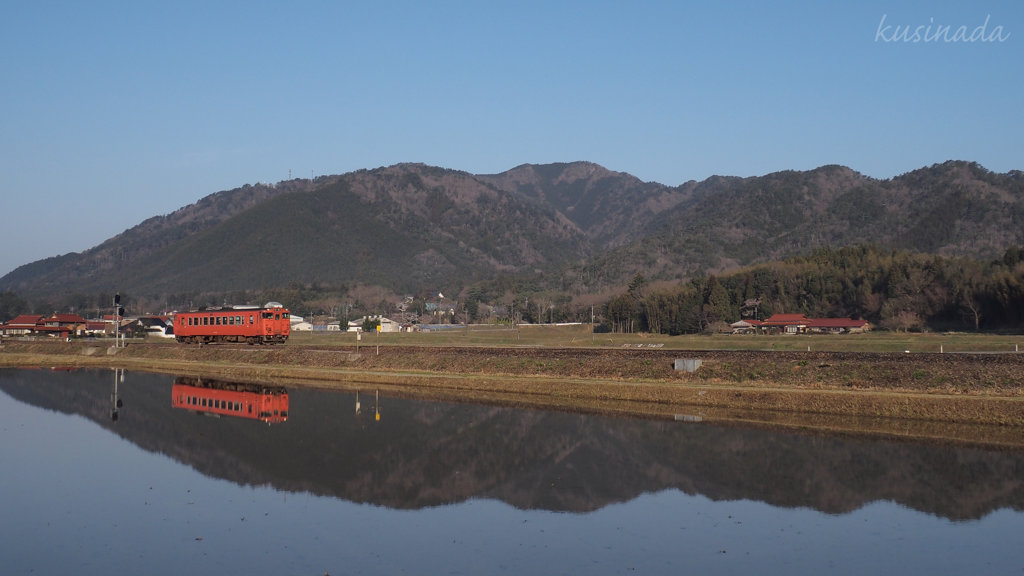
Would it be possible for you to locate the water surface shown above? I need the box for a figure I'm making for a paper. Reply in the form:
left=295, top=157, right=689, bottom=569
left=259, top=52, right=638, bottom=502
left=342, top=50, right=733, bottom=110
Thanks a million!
left=1, top=368, right=1021, bottom=575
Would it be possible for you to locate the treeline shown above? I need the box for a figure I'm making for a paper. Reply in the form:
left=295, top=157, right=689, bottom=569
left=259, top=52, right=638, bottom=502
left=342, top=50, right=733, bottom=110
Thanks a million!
left=603, top=245, right=1024, bottom=334
left=3, top=245, right=1023, bottom=335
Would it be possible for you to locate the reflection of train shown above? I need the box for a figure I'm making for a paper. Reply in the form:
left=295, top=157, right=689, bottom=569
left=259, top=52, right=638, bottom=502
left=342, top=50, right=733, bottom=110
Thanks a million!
left=172, top=376, right=289, bottom=424
left=173, top=302, right=290, bottom=344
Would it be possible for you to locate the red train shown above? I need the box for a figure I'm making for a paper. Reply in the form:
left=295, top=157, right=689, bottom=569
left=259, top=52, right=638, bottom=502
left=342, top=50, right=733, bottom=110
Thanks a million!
left=173, top=302, right=291, bottom=344
left=172, top=376, right=289, bottom=424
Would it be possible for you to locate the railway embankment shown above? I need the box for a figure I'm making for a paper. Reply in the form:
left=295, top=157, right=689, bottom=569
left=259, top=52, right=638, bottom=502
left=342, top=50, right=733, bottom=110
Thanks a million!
left=3, top=339, right=1023, bottom=447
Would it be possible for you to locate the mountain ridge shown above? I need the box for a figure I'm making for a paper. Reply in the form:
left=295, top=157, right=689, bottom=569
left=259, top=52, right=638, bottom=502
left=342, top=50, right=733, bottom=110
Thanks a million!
left=2, top=160, right=1022, bottom=307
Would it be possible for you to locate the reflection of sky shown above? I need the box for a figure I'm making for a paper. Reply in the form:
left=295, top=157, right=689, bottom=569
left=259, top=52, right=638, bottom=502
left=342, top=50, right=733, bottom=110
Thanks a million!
left=2, top=389, right=1022, bottom=575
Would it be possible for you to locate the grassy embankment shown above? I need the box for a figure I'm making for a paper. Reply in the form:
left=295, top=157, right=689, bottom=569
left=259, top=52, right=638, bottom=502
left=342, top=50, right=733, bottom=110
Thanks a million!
left=289, top=323, right=1024, bottom=353
left=3, top=325, right=1023, bottom=448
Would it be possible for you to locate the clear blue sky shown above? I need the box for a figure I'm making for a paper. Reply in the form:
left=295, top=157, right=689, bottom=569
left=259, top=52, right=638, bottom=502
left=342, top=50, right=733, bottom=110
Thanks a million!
left=2, top=1, right=1021, bottom=277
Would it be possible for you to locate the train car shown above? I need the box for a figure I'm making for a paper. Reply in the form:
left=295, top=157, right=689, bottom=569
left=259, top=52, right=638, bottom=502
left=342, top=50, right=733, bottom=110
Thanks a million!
left=171, top=376, right=289, bottom=424
left=173, top=302, right=290, bottom=344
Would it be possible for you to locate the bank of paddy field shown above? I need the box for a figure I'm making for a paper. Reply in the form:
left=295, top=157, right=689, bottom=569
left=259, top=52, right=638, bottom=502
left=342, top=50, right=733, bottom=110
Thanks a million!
left=2, top=334, right=1023, bottom=449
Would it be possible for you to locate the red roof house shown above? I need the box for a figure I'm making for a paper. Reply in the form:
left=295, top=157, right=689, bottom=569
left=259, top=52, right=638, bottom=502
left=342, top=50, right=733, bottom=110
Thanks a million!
left=1, top=314, right=45, bottom=335
left=806, top=317, right=870, bottom=333
left=752, top=314, right=870, bottom=334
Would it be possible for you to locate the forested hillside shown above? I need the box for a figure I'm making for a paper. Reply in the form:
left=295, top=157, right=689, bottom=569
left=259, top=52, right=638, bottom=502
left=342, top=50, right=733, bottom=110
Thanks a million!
left=1, top=160, right=1022, bottom=331
left=604, top=245, right=1024, bottom=333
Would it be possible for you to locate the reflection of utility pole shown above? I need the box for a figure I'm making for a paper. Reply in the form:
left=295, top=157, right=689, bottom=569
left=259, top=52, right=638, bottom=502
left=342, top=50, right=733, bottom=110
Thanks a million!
left=110, top=368, right=124, bottom=421
left=375, top=389, right=380, bottom=421
left=113, top=293, right=123, bottom=348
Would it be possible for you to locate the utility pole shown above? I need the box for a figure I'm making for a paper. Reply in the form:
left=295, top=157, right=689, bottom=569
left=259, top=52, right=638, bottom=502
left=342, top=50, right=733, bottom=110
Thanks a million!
left=113, top=293, right=122, bottom=348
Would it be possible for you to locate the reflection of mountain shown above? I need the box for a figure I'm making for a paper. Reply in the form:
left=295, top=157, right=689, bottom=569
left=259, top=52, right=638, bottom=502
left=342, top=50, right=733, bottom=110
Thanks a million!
left=2, top=368, right=1022, bottom=520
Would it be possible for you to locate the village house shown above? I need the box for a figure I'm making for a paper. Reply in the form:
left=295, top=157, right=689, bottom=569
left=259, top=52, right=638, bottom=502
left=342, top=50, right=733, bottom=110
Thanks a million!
left=731, top=314, right=869, bottom=335
left=0, top=313, right=89, bottom=338
left=348, top=315, right=400, bottom=333
left=0, top=314, right=46, bottom=336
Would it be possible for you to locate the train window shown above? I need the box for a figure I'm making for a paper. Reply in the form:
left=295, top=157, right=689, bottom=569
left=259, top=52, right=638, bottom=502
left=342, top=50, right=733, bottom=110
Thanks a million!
left=282, top=313, right=289, bottom=319
left=250, top=315, right=255, bottom=324
left=236, top=315, right=242, bottom=325
left=275, top=314, right=280, bottom=320
left=227, top=316, right=233, bottom=326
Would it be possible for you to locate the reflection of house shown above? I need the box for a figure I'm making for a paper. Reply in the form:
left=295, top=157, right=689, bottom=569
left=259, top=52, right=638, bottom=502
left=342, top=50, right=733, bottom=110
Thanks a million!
left=733, top=314, right=869, bottom=334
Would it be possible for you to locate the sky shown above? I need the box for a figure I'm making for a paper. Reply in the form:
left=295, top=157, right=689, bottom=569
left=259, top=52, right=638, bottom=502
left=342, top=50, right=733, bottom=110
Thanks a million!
left=1, top=1, right=1021, bottom=277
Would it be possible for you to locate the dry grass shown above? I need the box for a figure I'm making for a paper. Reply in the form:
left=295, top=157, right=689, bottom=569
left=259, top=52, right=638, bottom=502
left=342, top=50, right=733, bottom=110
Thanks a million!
left=3, top=336, right=1023, bottom=449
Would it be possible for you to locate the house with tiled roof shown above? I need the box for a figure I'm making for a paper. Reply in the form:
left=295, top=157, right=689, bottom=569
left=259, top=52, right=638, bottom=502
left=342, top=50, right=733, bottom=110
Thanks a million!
left=37, top=313, right=89, bottom=338
left=806, top=317, right=870, bottom=334
left=739, top=313, right=869, bottom=334
left=729, top=319, right=765, bottom=334
left=762, top=313, right=811, bottom=334
left=1, top=314, right=45, bottom=336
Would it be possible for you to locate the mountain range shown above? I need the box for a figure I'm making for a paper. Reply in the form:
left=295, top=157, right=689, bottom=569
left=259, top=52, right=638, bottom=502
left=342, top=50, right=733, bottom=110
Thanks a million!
left=2, top=160, right=1022, bottom=305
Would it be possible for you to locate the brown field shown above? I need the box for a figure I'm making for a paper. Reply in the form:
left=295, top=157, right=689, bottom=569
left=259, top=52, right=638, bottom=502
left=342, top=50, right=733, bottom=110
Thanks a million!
left=2, top=332, right=1023, bottom=449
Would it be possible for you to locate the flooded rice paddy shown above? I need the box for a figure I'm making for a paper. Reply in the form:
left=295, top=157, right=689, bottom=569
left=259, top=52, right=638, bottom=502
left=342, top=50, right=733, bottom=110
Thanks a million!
left=1, top=368, right=1022, bottom=575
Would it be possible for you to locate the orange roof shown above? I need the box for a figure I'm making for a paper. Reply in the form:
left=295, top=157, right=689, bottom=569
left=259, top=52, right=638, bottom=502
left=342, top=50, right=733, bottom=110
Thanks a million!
left=46, top=313, right=88, bottom=324
left=4, top=314, right=44, bottom=327
left=806, top=318, right=868, bottom=328
left=762, top=313, right=809, bottom=325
